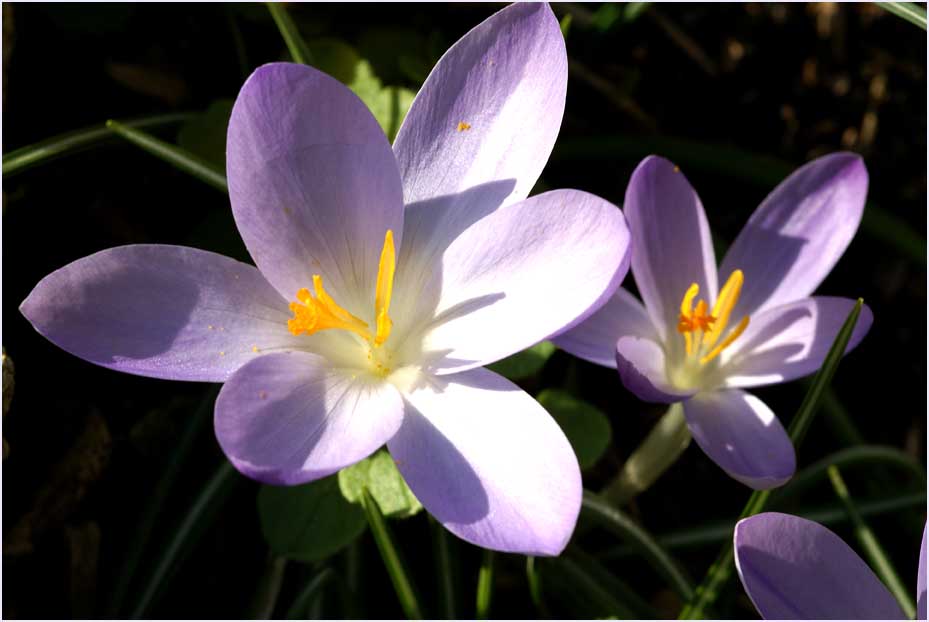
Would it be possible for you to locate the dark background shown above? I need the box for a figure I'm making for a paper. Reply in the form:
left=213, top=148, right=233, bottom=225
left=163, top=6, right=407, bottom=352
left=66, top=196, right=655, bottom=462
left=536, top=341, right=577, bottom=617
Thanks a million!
left=2, top=3, right=926, bottom=619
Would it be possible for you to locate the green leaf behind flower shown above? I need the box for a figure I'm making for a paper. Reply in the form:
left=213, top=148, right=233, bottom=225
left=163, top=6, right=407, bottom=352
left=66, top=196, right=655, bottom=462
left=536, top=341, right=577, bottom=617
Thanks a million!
left=176, top=100, right=234, bottom=170
left=538, top=389, right=611, bottom=470
left=338, top=449, right=423, bottom=518
left=258, top=475, right=366, bottom=563
left=486, top=341, right=556, bottom=381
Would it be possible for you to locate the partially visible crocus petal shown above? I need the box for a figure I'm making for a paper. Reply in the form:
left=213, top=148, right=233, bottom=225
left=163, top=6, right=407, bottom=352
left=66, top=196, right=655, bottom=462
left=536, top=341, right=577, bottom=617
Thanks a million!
left=388, top=366, right=581, bottom=555
left=215, top=351, right=403, bottom=486
left=720, top=297, right=872, bottom=389
left=20, top=245, right=298, bottom=382
left=615, top=336, right=697, bottom=403
left=734, top=512, right=906, bottom=619
left=394, top=2, right=566, bottom=212
left=409, top=189, right=629, bottom=374
left=227, top=62, right=404, bottom=308
left=918, top=523, right=927, bottom=620
left=683, top=390, right=795, bottom=489
left=720, top=152, right=868, bottom=319
left=553, top=287, right=658, bottom=369
left=624, top=156, right=717, bottom=341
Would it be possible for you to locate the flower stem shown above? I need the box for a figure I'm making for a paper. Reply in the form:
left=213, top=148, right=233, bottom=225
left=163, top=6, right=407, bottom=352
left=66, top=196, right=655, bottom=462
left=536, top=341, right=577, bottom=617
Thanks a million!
left=827, top=465, right=916, bottom=618
left=360, top=487, right=423, bottom=619
left=475, top=549, right=495, bottom=619
left=430, top=517, right=459, bottom=619
left=266, top=3, right=314, bottom=65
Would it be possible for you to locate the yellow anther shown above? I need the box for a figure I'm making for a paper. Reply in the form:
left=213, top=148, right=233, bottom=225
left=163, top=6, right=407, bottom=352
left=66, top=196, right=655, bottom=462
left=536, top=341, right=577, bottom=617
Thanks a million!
left=374, top=230, right=395, bottom=346
left=700, top=315, right=750, bottom=364
left=704, top=270, right=743, bottom=348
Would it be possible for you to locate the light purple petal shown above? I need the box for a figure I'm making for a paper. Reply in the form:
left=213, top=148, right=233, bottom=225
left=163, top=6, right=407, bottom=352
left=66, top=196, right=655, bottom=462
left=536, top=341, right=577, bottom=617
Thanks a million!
left=624, top=155, right=717, bottom=341
left=553, top=287, right=658, bottom=369
left=683, top=390, right=795, bottom=489
left=615, top=336, right=697, bottom=403
left=918, top=523, right=927, bottom=620
left=227, top=62, right=404, bottom=310
left=720, top=152, right=868, bottom=318
left=394, top=2, right=566, bottom=211
left=399, top=189, right=629, bottom=374
left=734, top=512, right=905, bottom=619
left=20, top=245, right=298, bottom=382
left=215, top=351, right=403, bottom=486
left=720, top=297, right=873, bottom=389
left=387, top=367, right=581, bottom=555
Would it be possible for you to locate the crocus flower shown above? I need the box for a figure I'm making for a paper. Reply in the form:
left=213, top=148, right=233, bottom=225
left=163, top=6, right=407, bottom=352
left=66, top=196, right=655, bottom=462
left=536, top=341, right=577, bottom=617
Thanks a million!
left=555, top=154, right=872, bottom=489
left=19, top=3, right=631, bottom=555
left=735, top=512, right=927, bottom=619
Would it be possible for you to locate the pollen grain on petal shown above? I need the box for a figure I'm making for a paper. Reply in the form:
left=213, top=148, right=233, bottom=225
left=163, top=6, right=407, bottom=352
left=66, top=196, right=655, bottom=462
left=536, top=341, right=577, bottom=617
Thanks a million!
left=457, top=121, right=472, bottom=132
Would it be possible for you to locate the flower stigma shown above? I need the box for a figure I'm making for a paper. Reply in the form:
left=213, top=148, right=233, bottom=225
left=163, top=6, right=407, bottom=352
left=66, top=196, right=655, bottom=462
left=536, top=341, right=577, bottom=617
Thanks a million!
left=676, top=269, right=749, bottom=366
left=288, top=230, right=396, bottom=376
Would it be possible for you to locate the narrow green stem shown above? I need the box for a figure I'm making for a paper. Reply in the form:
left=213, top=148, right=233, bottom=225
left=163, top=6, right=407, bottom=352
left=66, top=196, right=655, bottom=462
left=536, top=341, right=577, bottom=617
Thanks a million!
left=3, top=113, right=191, bottom=177
left=430, top=517, right=458, bottom=619
left=476, top=549, right=495, bottom=619
left=360, top=488, right=423, bottom=619
left=248, top=554, right=288, bottom=619
left=581, top=491, right=694, bottom=602
left=877, top=2, right=927, bottom=29
left=525, top=557, right=551, bottom=618
left=266, top=3, right=314, bottom=65
left=106, top=120, right=228, bottom=192
left=678, top=301, right=863, bottom=619
left=601, top=403, right=691, bottom=506
left=286, top=567, right=335, bottom=620
left=827, top=466, right=916, bottom=617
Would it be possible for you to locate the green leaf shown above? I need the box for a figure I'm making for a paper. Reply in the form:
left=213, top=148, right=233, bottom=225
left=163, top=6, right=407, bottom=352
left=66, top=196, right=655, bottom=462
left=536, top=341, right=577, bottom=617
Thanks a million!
left=486, top=341, right=556, bottom=380
left=878, top=2, right=927, bottom=30
left=267, top=3, right=314, bottom=65
left=538, top=389, right=611, bottom=470
left=559, top=13, right=573, bottom=38
left=348, top=60, right=415, bottom=143
left=475, top=549, right=495, bottom=619
left=308, top=38, right=362, bottom=84
left=258, top=475, right=366, bottom=563
left=176, top=100, right=234, bottom=169
left=105, top=120, right=228, bottom=192
left=338, top=449, right=423, bottom=518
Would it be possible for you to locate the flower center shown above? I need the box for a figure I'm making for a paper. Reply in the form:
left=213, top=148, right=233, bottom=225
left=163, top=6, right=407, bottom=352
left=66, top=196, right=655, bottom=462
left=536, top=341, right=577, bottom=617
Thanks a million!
left=287, top=230, right=396, bottom=374
left=676, top=269, right=749, bottom=366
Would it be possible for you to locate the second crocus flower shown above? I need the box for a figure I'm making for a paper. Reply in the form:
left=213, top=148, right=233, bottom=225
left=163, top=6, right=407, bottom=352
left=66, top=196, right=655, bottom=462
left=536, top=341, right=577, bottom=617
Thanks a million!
left=556, top=154, right=872, bottom=489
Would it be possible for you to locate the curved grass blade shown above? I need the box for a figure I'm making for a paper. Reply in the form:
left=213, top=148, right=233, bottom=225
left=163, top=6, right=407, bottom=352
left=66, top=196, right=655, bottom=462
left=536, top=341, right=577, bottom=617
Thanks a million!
left=601, top=491, right=926, bottom=557
left=678, top=299, right=864, bottom=619
left=878, top=2, right=927, bottom=29
left=828, top=465, right=916, bottom=617
left=430, top=517, right=459, bottom=619
left=581, top=490, right=694, bottom=602
left=131, top=461, right=241, bottom=618
left=248, top=554, right=288, bottom=619
left=267, top=3, right=314, bottom=65
left=3, top=113, right=191, bottom=177
left=286, top=567, right=336, bottom=620
left=475, top=549, right=495, bottom=620
left=525, top=557, right=551, bottom=618
left=106, top=120, right=228, bottom=192
left=360, top=487, right=423, bottom=619
left=567, top=545, right=660, bottom=618
left=105, top=386, right=218, bottom=617
left=547, top=554, right=636, bottom=618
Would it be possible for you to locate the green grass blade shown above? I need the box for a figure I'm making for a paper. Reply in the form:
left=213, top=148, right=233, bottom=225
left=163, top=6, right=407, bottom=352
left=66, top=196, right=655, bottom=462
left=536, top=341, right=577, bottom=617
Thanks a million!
left=878, top=2, right=927, bottom=29
left=248, top=554, right=288, bottom=619
left=550, top=555, right=636, bottom=618
left=827, top=466, right=916, bottom=617
left=285, top=567, right=336, bottom=619
left=566, top=546, right=660, bottom=618
left=267, top=3, right=314, bottom=65
left=106, top=120, right=228, bottom=192
left=430, top=517, right=459, bottom=619
left=679, top=300, right=865, bottom=619
left=525, top=557, right=551, bottom=618
left=3, top=113, right=191, bottom=177
left=360, top=487, right=423, bottom=619
left=105, top=386, right=217, bottom=617
left=475, top=549, right=495, bottom=620
left=131, top=461, right=241, bottom=618
left=581, top=490, right=694, bottom=602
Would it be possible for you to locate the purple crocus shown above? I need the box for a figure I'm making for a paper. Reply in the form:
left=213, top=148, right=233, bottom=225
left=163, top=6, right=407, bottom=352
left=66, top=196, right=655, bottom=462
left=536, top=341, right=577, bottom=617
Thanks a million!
left=19, top=4, right=631, bottom=555
left=735, top=512, right=927, bottom=619
left=555, top=154, right=872, bottom=489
